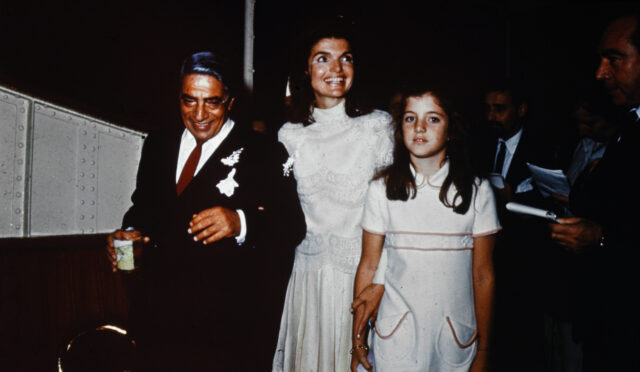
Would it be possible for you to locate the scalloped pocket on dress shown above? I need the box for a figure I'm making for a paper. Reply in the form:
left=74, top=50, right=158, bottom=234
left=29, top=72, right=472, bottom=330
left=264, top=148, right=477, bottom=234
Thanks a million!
left=373, top=293, right=415, bottom=362
left=436, top=316, right=477, bottom=367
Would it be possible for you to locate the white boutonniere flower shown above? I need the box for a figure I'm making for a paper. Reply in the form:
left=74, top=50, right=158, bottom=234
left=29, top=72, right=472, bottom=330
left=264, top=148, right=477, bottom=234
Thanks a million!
left=283, top=156, right=295, bottom=177
left=216, top=168, right=239, bottom=197
left=221, top=148, right=244, bottom=166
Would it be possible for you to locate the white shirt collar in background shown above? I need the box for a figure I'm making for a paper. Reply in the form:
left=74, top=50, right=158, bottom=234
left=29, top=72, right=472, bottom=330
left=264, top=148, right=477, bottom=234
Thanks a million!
left=630, top=106, right=640, bottom=122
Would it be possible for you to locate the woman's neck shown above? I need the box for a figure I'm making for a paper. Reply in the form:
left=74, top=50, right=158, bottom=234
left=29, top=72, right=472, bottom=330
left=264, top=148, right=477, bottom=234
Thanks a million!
left=315, top=96, right=345, bottom=110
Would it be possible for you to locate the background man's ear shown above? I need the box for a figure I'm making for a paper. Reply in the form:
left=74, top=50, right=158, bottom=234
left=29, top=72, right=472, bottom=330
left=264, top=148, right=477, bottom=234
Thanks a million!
left=517, top=103, right=528, bottom=118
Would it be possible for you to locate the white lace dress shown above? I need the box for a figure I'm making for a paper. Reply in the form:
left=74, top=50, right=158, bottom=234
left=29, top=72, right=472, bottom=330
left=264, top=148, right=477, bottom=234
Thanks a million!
left=273, top=101, right=393, bottom=372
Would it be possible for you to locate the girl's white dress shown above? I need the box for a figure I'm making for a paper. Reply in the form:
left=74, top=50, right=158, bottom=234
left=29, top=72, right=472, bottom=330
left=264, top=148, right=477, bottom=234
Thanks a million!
left=361, top=162, right=500, bottom=372
left=273, top=101, right=393, bottom=372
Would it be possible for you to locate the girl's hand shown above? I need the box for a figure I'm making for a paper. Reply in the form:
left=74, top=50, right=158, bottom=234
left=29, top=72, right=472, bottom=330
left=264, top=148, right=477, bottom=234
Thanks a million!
left=351, top=284, right=384, bottom=340
left=350, top=346, right=372, bottom=372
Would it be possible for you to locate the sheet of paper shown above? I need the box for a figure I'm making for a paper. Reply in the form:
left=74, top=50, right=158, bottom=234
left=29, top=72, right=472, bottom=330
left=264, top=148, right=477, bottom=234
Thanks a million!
left=514, top=177, right=534, bottom=194
left=505, top=202, right=559, bottom=223
left=526, top=162, right=571, bottom=197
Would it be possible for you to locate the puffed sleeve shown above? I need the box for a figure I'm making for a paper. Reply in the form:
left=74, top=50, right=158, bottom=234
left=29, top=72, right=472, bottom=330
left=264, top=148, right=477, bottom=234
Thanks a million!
left=361, top=178, right=389, bottom=236
left=371, top=111, right=394, bottom=170
left=472, top=178, right=502, bottom=237
left=277, top=122, right=303, bottom=160
left=361, top=178, right=389, bottom=284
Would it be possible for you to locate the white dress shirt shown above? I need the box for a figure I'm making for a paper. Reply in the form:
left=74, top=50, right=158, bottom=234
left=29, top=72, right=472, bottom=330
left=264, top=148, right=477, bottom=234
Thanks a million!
left=630, top=106, right=640, bottom=122
left=176, top=119, right=246, bottom=244
left=566, top=138, right=607, bottom=186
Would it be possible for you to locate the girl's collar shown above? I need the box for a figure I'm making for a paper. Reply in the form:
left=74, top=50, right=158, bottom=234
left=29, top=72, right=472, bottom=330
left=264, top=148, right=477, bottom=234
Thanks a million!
left=410, top=160, right=449, bottom=189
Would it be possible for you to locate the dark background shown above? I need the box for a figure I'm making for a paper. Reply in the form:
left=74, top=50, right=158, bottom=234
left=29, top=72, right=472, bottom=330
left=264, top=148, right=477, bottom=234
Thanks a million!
left=0, top=1, right=637, bottom=371
left=0, top=1, right=630, bottom=137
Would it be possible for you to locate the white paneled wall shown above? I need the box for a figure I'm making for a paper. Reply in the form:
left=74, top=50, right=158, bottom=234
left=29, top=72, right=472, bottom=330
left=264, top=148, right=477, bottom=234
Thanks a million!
left=0, top=86, right=146, bottom=237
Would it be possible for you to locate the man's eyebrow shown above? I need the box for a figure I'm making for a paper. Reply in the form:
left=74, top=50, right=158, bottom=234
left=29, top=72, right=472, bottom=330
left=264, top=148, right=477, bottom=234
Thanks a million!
left=311, top=51, right=329, bottom=58
left=600, top=48, right=625, bottom=57
left=487, top=103, right=508, bottom=109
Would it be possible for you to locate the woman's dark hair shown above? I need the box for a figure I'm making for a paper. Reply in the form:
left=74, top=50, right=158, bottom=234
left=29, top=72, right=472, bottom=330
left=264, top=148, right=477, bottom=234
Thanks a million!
left=376, top=82, right=476, bottom=214
left=286, top=15, right=372, bottom=125
left=180, top=51, right=234, bottom=98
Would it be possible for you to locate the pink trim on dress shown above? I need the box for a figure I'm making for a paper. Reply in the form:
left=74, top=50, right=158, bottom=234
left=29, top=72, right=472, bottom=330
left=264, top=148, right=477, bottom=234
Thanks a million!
left=361, top=226, right=386, bottom=236
left=446, top=316, right=478, bottom=348
left=374, top=311, right=410, bottom=339
left=387, top=245, right=474, bottom=252
left=471, top=226, right=503, bottom=238
left=387, top=230, right=472, bottom=236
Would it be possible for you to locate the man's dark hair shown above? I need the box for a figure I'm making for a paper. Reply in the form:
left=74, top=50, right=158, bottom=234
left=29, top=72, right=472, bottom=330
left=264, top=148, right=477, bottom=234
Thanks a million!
left=180, top=51, right=233, bottom=97
left=485, top=77, right=528, bottom=107
left=286, top=15, right=373, bottom=125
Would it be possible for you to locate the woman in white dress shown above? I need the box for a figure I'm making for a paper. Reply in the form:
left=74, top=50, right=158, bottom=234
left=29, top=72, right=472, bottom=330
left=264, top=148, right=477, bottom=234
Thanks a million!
left=350, top=83, right=499, bottom=372
left=272, top=19, right=393, bottom=372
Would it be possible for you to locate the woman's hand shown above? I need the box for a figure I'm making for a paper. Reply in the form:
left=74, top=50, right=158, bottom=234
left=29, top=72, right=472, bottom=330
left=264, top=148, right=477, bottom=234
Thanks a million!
left=350, top=230, right=385, bottom=371
left=351, top=283, right=385, bottom=340
left=350, top=302, right=373, bottom=372
left=350, top=344, right=372, bottom=372
left=106, top=229, right=149, bottom=272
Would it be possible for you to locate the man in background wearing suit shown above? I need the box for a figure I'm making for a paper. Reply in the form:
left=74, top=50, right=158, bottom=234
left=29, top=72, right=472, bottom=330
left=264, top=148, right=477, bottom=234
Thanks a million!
left=107, top=51, right=305, bottom=370
left=550, top=12, right=640, bottom=371
left=484, top=83, right=557, bottom=204
left=483, top=82, right=558, bottom=371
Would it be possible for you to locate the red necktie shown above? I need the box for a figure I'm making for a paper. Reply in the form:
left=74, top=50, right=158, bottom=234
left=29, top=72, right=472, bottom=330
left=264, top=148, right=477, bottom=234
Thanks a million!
left=176, top=141, right=203, bottom=196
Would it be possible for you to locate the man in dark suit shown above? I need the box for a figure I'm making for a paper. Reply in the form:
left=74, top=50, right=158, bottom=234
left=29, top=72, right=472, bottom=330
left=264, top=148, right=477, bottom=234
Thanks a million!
left=106, top=51, right=305, bottom=370
left=549, top=13, right=640, bottom=371
left=482, top=82, right=558, bottom=371
left=484, top=83, right=556, bottom=205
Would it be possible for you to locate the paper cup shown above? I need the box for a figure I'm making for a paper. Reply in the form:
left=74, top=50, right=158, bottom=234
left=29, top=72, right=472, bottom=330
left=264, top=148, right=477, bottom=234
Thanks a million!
left=113, top=239, right=135, bottom=271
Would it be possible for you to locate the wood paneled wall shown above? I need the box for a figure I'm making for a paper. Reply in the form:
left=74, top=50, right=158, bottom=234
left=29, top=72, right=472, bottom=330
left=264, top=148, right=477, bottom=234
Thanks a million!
left=0, top=234, right=131, bottom=371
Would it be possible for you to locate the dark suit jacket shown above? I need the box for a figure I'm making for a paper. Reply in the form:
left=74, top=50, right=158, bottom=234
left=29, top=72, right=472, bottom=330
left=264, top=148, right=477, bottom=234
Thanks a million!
left=122, top=123, right=305, bottom=370
left=486, top=126, right=561, bottom=367
left=568, top=117, right=640, bottom=370
left=488, top=127, right=557, bottom=199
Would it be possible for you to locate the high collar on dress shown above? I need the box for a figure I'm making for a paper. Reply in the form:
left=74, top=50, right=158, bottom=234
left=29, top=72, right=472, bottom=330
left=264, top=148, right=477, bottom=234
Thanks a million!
left=410, top=160, right=450, bottom=189
left=311, top=100, right=347, bottom=124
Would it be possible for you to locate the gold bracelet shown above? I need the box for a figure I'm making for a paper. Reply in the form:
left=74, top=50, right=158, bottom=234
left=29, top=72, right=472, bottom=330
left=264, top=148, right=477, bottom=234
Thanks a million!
left=349, top=344, right=369, bottom=354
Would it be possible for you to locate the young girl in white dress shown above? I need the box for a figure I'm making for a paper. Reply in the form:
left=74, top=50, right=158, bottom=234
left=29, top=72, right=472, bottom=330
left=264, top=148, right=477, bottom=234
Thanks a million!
left=351, top=84, right=500, bottom=372
left=273, top=18, right=393, bottom=372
